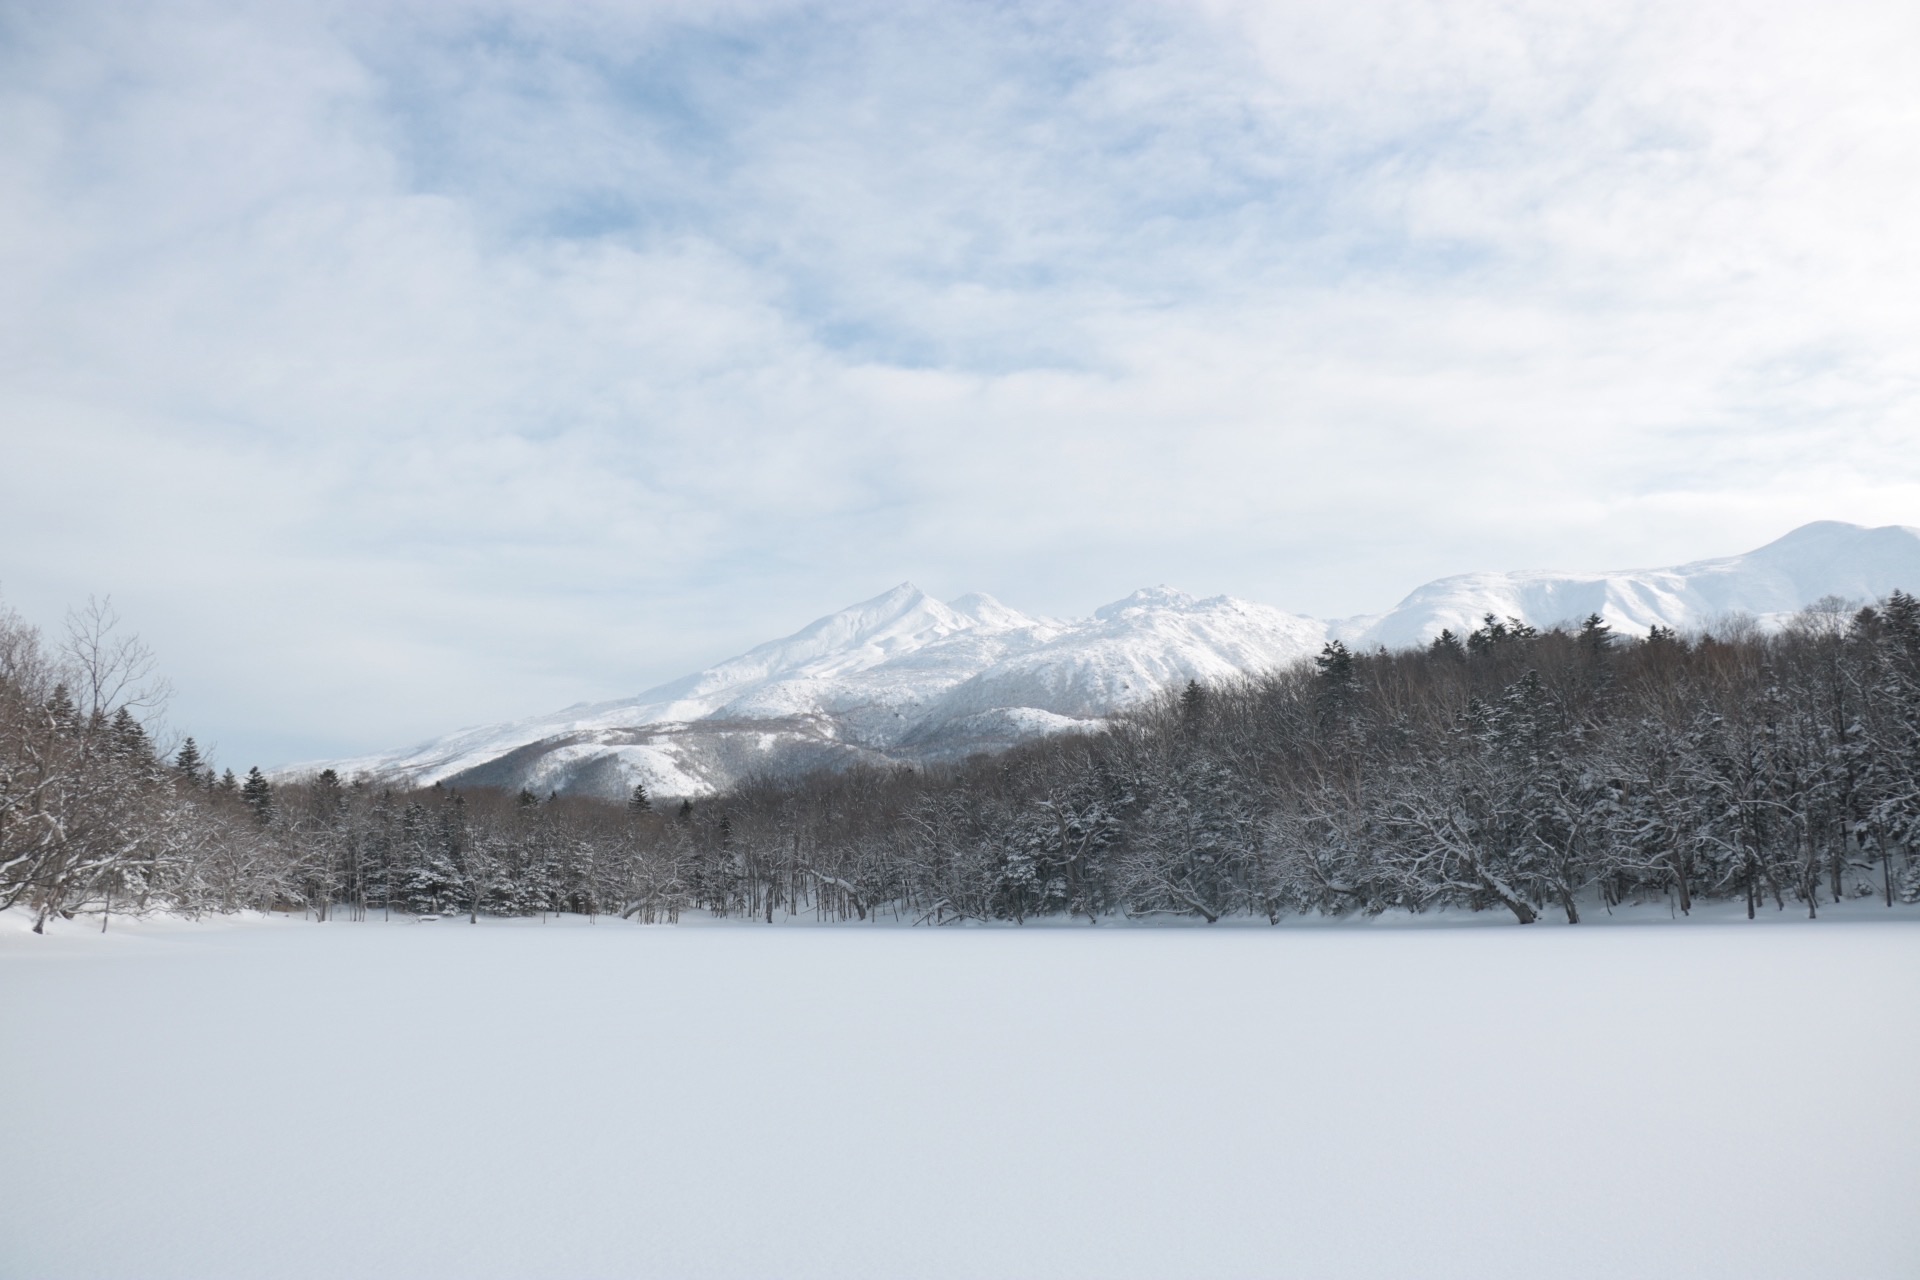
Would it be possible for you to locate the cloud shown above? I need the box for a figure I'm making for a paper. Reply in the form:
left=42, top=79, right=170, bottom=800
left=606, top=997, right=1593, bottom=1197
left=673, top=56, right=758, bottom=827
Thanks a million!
left=1, top=0, right=1917, bottom=767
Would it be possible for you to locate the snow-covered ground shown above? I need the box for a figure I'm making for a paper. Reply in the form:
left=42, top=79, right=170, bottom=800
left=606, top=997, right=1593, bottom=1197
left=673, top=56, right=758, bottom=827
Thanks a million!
left=3, top=908, right=1916, bottom=1279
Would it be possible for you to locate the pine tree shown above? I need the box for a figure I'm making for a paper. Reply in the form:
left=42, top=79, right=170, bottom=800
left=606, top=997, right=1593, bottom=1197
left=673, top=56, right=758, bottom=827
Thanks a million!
left=1179, top=679, right=1207, bottom=722
left=109, top=706, right=155, bottom=771
left=313, top=768, right=343, bottom=821
left=628, top=782, right=652, bottom=814
left=1578, top=613, right=1614, bottom=656
left=1468, top=613, right=1537, bottom=657
left=174, top=736, right=205, bottom=780
left=1468, top=614, right=1509, bottom=656
left=240, top=766, right=274, bottom=825
left=1314, top=641, right=1355, bottom=685
left=1428, top=629, right=1466, bottom=661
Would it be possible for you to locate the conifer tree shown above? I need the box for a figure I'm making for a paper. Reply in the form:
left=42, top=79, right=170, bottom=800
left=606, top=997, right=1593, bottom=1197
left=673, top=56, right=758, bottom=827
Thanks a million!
left=1578, top=613, right=1614, bottom=655
left=109, top=706, right=154, bottom=771
left=1314, top=640, right=1355, bottom=685
left=240, top=766, right=274, bottom=825
left=312, top=768, right=343, bottom=821
left=628, top=782, right=652, bottom=814
left=1179, top=679, right=1207, bottom=721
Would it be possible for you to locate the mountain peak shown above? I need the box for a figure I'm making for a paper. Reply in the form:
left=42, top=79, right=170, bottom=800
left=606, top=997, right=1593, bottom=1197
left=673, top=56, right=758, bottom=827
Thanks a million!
left=947, top=592, right=1038, bottom=630
left=1743, top=520, right=1920, bottom=560
left=1094, top=586, right=1198, bottom=619
left=1774, top=520, right=1866, bottom=541
left=298, top=521, right=1919, bottom=799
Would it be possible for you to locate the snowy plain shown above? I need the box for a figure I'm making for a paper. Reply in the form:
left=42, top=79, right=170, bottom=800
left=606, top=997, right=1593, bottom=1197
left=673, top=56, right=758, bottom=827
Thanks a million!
left=2, top=908, right=1916, bottom=1279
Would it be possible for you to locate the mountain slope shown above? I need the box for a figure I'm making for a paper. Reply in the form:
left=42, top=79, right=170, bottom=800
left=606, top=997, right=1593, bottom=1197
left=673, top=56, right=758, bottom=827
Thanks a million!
left=1335, top=521, right=1920, bottom=650
left=299, top=521, right=1920, bottom=799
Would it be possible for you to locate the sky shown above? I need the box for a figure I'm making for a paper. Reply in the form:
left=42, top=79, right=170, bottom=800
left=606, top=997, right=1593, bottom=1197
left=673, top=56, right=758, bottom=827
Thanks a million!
left=3, top=0, right=1918, bottom=770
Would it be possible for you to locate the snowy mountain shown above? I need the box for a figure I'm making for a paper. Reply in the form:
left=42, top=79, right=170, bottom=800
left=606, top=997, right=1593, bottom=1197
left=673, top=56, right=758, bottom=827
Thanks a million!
left=301, top=521, right=1920, bottom=799
left=1333, top=520, right=1920, bottom=650
left=308, top=583, right=1327, bottom=799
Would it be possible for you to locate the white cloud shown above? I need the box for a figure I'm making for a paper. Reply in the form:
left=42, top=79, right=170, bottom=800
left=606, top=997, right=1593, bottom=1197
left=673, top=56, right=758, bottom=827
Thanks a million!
left=2, top=0, right=1917, bottom=767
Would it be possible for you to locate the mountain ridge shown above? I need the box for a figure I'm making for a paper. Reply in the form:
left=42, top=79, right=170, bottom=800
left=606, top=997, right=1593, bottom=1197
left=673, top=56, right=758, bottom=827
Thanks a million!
left=297, top=521, right=1920, bottom=799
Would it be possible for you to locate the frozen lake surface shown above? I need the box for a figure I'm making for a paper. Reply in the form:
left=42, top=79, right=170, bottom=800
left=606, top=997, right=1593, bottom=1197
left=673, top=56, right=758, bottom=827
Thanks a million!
left=3, top=908, right=1917, bottom=1278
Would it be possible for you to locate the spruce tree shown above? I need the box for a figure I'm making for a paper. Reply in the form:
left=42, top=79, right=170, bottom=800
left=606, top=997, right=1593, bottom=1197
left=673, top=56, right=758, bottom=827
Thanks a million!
left=240, top=766, right=274, bottom=825
left=1179, top=679, right=1207, bottom=721
left=1578, top=613, right=1614, bottom=655
left=313, top=768, right=343, bottom=821
left=628, top=782, right=652, bottom=815
left=1314, top=640, right=1355, bottom=685
left=109, top=706, right=154, bottom=769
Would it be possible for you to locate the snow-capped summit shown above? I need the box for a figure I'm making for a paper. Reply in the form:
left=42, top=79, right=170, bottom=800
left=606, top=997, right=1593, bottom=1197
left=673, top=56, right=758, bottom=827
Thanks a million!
left=1334, top=520, right=1920, bottom=650
left=947, top=591, right=1044, bottom=630
left=299, top=521, right=1920, bottom=800
left=1094, top=586, right=1199, bottom=618
left=303, top=580, right=1324, bottom=798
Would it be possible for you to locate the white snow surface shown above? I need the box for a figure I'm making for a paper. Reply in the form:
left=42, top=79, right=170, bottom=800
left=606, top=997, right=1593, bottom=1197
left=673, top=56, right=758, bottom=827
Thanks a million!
left=2, top=906, right=1916, bottom=1280
left=298, top=521, right=1920, bottom=797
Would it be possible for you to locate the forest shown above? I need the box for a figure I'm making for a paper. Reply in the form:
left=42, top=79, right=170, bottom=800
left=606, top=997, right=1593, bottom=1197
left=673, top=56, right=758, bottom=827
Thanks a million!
left=5, top=591, right=1920, bottom=932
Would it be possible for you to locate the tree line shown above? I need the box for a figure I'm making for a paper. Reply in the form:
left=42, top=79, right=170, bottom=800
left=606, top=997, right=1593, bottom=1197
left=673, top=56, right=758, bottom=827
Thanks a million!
left=6, top=591, right=1920, bottom=931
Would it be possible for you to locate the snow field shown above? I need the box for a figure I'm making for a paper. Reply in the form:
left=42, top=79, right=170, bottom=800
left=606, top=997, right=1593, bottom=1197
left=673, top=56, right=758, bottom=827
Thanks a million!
left=2, top=914, right=1916, bottom=1279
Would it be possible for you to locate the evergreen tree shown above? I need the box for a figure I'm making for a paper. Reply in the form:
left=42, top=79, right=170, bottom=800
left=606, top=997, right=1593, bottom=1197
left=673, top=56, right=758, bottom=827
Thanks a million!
left=1314, top=640, right=1355, bottom=685
left=628, top=782, right=652, bottom=814
left=174, top=736, right=205, bottom=781
left=312, top=768, right=344, bottom=822
left=1467, top=614, right=1509, bottom=656
left=1179, top=679, right=1207, bottom=722
left=1468, top=613, right=1537, bottom=658
left=108, top=706, right=155, bottom=772
left=240, top=766, right=274, bottom=825
left=1578, top=613, right=1614, bottom=655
